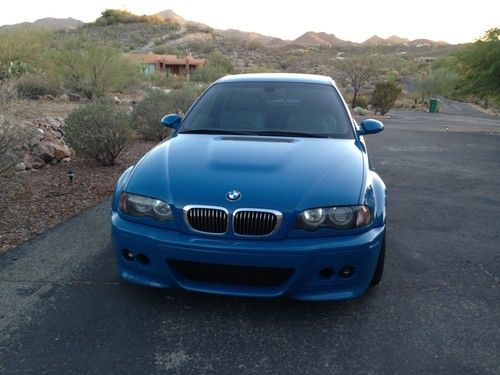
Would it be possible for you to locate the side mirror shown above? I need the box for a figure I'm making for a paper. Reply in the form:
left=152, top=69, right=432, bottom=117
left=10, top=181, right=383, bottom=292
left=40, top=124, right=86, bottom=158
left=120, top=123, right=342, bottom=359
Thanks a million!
left=160, top=113, right=182, bottom=129
left=359, top=119, right=384, bottom=135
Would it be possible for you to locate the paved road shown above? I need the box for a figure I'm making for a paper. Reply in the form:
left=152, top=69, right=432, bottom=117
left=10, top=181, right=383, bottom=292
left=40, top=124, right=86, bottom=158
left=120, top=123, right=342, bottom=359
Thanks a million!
left=1, top=109, right=499, bottom=374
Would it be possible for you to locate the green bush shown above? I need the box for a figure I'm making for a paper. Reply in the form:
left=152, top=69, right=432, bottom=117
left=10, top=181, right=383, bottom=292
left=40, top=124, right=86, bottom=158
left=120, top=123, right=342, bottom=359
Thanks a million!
left=191, top=51, right=233, bottom=83
left=65, top=101, right=133, bottom=166
left=94, top=9, right=164, bottom=26
left=371, top=81, right=402, bottom=115
left=352, top=95, right=369, bottom=109
left=132, top=85, right=204, bottom=141
left=16, top=74, right=59, bottom=99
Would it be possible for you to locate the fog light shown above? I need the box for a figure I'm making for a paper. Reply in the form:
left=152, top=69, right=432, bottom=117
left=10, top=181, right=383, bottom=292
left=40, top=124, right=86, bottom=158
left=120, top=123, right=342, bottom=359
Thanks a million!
left=339, top=266, right=355, bottom=278
left=122, top=249, right=134, bottom=261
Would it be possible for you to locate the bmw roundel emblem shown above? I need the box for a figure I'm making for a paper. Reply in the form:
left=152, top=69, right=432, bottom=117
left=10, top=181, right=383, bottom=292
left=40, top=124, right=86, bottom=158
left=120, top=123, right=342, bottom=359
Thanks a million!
left=226, top=190, right=241, bottom=201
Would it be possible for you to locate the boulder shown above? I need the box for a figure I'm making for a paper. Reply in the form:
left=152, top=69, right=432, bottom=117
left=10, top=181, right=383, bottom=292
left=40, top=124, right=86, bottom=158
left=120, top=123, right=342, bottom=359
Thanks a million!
left=15, top=162, right=26, bottom=171
left=53, top=144, right=71, bottom=161
left=33, top=142, right=55, bottom=162
left=23, top=154, right=45, bottom=170
left=112, top=96, right=121, bottom=104
left=69, top=93, right=81, bottom=101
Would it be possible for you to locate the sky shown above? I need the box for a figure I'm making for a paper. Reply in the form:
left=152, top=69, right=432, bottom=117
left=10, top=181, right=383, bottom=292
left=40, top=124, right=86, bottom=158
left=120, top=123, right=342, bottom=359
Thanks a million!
left=1, top=0, right=499, bottom=44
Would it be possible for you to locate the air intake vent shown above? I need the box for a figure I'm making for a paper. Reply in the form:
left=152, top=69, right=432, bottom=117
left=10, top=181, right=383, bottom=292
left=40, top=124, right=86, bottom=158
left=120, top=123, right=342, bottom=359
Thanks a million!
left=169, top=260, right=293, bottom=287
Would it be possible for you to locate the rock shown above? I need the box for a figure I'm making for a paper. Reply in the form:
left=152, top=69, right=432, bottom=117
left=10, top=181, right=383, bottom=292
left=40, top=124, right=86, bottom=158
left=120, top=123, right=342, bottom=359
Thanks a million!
left=15, top=162, right=26, bottom=171
left=69, top=93, right=80, bottom=101
left=31, top=128, right=45, bottom=140
left=33, top=143, right=55, bottom=162
left=112, top=96, right=121, bottom=104
left=61, top=157, right=71, bottom=163
left=59, top=94, right=69, bottom=102
left=29, top=137, right=41, bottom=148
left=24, top=155, right=45, bottom=170
left=42, top=94, right=55, bottom=101
left=53, top=144, right=71, bottom=161
left=353, top=106, right=368, bottom=115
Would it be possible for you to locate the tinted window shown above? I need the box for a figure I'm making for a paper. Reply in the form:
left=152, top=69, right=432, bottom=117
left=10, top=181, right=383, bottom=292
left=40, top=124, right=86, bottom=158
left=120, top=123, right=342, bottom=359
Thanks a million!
left=179, top=82, right=353, bottom=139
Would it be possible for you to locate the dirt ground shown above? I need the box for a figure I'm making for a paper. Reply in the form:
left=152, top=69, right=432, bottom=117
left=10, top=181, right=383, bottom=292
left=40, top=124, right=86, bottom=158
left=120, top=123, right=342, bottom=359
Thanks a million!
left=0, top=140, right=156, bottom=252
left=0, top=98, right=154, bottom=253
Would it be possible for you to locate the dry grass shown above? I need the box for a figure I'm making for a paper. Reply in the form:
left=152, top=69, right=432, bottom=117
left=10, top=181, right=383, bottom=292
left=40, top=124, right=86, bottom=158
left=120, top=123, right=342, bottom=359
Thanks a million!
left=8, top=99, right=82, bottom=120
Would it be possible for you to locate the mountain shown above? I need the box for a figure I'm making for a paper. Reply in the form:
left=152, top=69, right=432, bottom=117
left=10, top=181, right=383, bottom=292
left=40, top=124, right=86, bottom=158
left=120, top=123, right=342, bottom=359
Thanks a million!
left=0, top=17, right=83, bottom=32
left=217, top=29, right=279, bottom=44
left=156, top=9, right=188, bottom=26
left=362, top=35, right=390, bottom=46
left=408, top=38, right=449, bottom=47
left=292, top=31, right=349, bottom=47
left=386, top=35, right=410, bottom=44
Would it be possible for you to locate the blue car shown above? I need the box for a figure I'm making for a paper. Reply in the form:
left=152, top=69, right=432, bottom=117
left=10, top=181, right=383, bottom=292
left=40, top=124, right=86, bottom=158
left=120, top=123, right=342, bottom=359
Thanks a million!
left=111, top=73, right=386, bottom=301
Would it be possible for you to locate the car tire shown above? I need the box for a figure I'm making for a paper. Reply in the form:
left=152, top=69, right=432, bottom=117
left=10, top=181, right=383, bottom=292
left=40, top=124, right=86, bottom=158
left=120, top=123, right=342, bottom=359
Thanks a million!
left=369, top=233, right=385, bottom=287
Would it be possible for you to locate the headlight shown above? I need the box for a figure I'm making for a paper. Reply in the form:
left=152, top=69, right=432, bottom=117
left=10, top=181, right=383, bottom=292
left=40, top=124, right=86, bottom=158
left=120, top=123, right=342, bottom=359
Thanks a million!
left=119, top=193, right=173, bottom=221
left=296, top=205, right=372, bottom=231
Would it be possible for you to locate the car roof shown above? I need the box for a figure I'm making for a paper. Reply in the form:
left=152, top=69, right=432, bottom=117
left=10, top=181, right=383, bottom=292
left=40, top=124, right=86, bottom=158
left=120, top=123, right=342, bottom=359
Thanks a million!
left=215, top=73, right=335, bottom=86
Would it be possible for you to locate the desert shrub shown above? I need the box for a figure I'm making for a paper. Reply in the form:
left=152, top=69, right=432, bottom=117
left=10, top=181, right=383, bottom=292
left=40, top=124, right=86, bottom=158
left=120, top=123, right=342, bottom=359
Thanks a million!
left=371, top=81, right=402, bottom=115
left=132, top=85, right=204, bottom=141
left=93, top=9, right=164, bottom=26
left=191, top=51, right=233, bottom=83
left=352, top=95, right=369, bottom=109
left=16, top=74, right=59, bottom=99
left=65, top=101, right=133, bottom=166
left=49, top=34, right=141, bottom=99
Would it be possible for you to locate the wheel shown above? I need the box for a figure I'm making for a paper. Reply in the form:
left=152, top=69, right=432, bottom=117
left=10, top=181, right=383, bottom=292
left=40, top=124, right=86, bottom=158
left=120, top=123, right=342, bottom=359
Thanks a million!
left=369, top=233, right=385, bottom=287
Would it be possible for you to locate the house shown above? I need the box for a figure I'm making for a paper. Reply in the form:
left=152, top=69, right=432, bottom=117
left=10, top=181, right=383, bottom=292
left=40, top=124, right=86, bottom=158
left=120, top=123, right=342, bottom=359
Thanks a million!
left=131, top=52, right=207, bottom=76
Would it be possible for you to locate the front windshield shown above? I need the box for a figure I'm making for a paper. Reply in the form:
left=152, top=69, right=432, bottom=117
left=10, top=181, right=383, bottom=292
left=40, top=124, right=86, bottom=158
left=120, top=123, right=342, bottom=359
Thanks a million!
left=179, top=82, right=354, bottom=139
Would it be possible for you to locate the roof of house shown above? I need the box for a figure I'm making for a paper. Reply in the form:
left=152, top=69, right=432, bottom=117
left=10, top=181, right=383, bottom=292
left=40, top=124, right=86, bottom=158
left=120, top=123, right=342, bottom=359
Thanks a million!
left=130, top=53, right=206, bottom=66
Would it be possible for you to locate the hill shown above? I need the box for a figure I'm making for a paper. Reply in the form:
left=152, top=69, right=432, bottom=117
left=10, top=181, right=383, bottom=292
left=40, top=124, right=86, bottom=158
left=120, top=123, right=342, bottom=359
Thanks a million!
left=156, top=9, right=188, bottom=25
left=292, top=31, right=349, bottom=47
left=0, top=17, right=83, bottom=32
left=386, top=35, right=410, bottom=44
left=362, top=35, right=390, bottom=46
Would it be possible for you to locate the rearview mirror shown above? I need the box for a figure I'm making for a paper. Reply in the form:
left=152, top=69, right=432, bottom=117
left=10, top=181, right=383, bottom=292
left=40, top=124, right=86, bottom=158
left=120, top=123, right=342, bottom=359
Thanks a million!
left=161, top=113, right=182, bottom=129
left=359, top=119, right=384, bottom=135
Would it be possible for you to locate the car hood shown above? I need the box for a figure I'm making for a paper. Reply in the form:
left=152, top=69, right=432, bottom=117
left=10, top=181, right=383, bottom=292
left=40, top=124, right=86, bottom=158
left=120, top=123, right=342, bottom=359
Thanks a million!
left=127, top=134, right=365, bottom=212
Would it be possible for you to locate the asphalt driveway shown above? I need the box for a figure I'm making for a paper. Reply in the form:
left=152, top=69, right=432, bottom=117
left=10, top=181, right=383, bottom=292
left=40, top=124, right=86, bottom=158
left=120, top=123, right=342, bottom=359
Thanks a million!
left=0, top=107, right=499, bottom=374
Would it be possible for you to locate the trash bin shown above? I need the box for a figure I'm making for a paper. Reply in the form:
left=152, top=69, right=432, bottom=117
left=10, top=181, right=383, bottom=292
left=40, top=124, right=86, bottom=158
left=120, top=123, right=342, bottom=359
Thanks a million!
left=429, top=98, right=439, bottom=113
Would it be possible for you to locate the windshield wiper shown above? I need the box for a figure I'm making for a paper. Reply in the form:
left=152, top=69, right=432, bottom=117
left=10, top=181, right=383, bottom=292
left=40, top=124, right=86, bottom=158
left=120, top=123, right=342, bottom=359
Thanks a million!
left=253, top=130, right=327, bottom=138
left=179, top=129, right=253, bottom=135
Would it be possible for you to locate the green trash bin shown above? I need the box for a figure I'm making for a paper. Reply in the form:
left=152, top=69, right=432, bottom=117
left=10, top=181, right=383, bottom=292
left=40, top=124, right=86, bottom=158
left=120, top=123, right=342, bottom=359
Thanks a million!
left=429, top=98, right=439, bottom=113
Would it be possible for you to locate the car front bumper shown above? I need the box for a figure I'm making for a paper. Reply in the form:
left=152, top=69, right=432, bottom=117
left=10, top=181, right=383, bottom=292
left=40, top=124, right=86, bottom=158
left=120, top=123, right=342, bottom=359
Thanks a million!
left=111, top=212, right=385, bottom=301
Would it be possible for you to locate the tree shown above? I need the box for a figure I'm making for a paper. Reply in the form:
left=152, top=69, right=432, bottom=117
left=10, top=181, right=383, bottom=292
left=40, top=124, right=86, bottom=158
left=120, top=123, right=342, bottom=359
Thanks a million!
left=371, top=81, right=402, bottom=115
left=454, top=28, right=500, bottom=106
left=336, top=55, right=382, bottom=108
left=414, top=67, right=458, bottom=102
left=49, top=33, right=139, bottom=98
